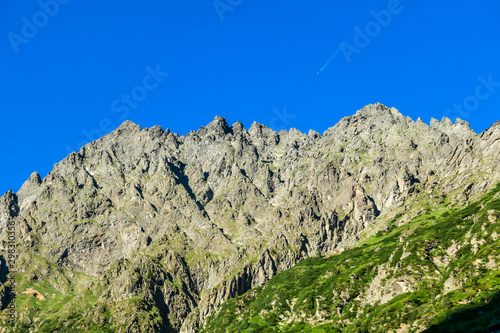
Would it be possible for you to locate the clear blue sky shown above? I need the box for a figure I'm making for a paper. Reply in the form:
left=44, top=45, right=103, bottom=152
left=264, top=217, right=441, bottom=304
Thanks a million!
left=1, top=1, right=500, bottom=193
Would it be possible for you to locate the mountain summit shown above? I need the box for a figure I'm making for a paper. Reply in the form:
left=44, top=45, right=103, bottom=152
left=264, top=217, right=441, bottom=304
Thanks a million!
left=0, top=104, right=499, bottom=332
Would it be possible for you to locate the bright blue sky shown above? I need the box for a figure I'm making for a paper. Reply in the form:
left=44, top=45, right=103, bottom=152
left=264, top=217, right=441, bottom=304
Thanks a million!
left=1, top=1, right=500, bottom=193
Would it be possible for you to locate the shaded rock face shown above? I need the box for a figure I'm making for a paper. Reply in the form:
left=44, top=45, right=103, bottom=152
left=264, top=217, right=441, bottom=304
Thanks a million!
left=1, top=103, right=499, bottom=331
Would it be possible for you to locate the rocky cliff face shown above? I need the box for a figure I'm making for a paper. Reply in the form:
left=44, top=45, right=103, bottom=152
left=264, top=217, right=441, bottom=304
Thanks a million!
left=0, top=103, right=499, bottom=332
left=201, top=181, right=500, bottom=332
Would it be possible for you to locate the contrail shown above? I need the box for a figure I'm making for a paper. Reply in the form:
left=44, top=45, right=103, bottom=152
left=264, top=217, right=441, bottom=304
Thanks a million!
left=317, top=47, right=342, bottom=74
left=317, top=0, right=388, bottom=74
left=317, top=30, right=356, bottom=75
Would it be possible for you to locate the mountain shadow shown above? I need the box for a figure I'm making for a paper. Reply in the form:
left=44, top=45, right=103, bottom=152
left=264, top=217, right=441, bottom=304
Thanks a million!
left=423, top=292, right=500, bottom=333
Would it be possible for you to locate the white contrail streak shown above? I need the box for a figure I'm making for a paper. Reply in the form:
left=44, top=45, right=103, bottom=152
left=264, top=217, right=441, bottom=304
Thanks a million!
left=317, top=47, right=342, bottom=74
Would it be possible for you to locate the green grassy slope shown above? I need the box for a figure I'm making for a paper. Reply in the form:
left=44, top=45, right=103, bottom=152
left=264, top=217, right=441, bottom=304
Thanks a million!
left=201, top=183, right=500, bottom=333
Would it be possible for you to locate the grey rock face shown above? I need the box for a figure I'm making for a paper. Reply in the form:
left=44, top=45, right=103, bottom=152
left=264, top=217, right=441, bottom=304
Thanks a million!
left=1, top=103, right=499, bottom=332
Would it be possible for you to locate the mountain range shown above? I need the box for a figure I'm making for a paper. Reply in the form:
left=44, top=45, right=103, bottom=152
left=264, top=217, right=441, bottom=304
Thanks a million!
left=1, top=103, right=499, bottom=332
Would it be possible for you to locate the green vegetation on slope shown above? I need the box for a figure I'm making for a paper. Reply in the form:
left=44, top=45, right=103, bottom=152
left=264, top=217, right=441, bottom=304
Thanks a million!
left=201, top=183, right=500, bottom=333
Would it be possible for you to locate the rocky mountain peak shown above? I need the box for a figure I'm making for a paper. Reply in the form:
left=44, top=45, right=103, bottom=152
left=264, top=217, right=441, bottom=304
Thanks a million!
left=308, top=129, right=321, bottom=139
left=0, top=189, right=16, bottom=205
left=206, top=115, right=231, bottom=137
left=324, top=103, right=409, bottom=136
left=429, top=116, right=476, bottom=140
left=17, top=171, right=42, bottom=210
left=453, top=117, right=473, bottom=133
left=430, top=116, right=454, bottom=129
left=114, top=120, right=142, bottom=136
left=24, top=171, right=42, bottom=186
left=230, top=120, right=245, bottom=134
left=356, top=102, right=393, bottom=114
left=355, top=103, right=407, bottom=122
left=441, top=116, right=453, bottom=127
left=0, top=190, right=19, bottom=235
left=248, top=121, right=273, bottom=138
